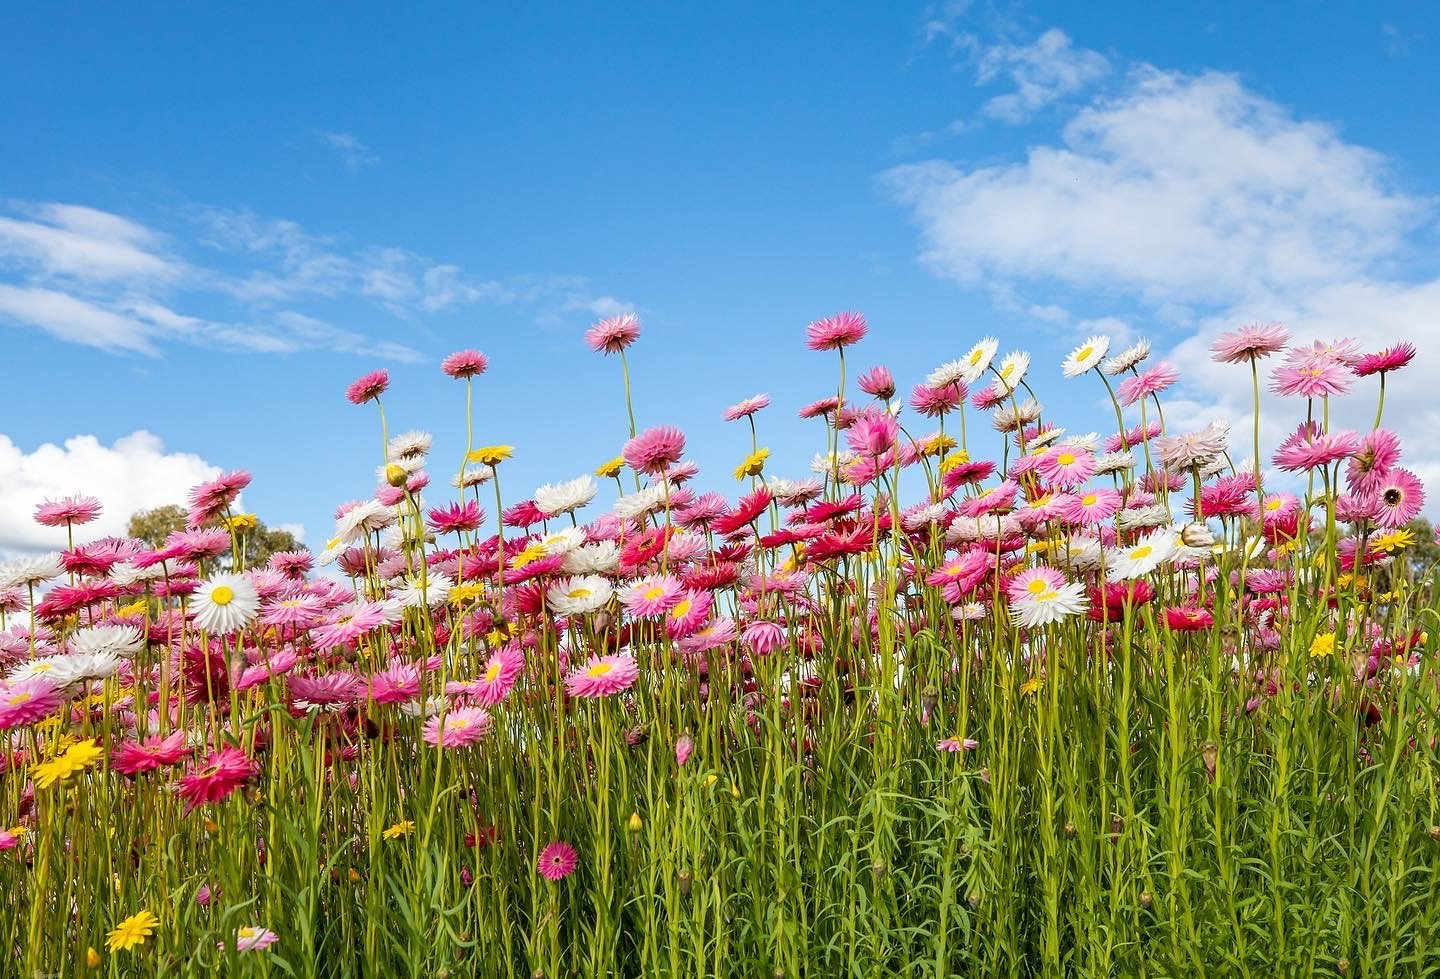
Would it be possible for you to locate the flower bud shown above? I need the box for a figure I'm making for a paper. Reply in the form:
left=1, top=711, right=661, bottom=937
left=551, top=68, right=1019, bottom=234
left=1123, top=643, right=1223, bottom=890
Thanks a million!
left=1181, top=522, right=1215, bottom=549
left=86, top=947, right=101, bottom=969
left=1139, top=891, right=1153, bottom=909
left=385, top=463, right=409, bottom=488
left=1064, top=822, right=1077, bottom=839
left=678, top=869, right=693, bottom=897
left=627, top=811, right=643, bottom=834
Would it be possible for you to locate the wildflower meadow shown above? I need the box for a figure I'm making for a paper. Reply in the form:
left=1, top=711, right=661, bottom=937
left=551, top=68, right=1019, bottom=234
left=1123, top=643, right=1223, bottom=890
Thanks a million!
left=2, top=315, right=1436, bottom=977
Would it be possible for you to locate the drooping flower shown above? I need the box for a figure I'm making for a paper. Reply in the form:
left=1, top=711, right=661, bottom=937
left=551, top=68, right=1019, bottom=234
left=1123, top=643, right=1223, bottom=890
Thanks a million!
left=345, top=369, right=390, bottom=405
left=111, top=731, right=193, bottom=777
left=937, top=736, right=979, bottom=753
left=564, top=654, right=639, bottom=698
left=675, top=734, right=694, bottom=766
left=537, top=841, right=579, bottom=881
left=857, top=365, right=896, bottom=399
left=805, top=311, right=867, bottom=351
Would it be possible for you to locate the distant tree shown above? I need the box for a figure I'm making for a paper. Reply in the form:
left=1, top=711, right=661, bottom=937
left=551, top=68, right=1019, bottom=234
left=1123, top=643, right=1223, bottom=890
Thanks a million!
left=126, top=504, right=305, bottom=569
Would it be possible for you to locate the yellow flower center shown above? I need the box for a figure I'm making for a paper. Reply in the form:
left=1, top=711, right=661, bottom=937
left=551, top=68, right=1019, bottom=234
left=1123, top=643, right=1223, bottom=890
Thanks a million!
left=643, top=586, right=665, bottom=601
left=484, top=662, right=501, bottom=683
left=670, top=599, right=692, bottom=618
left=567, top=587, right=592, bottom=600
left=1057, top=452, right=1076, bottom=466
left=969, top=349, right=984, bottom=365
left=211, top=585, right=234, bottom=606
left=1025, top=579, right=1048, bottom=595
left=1265, top=497, right=1282, bottom=511
left=1129, top=545, right=1153, bottom=560
left=1076, top=345, right=1093, bottom=360
left=586, top=662, right=615, bottom=677
left=1082, top=494, right=1098, bottom=506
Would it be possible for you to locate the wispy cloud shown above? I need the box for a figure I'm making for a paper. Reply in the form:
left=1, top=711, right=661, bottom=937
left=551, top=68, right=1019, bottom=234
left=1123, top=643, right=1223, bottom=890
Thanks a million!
left=0, top=200, right=632, bottom=361
left=974, top=29, right=1110, bottom=123
left=318, top=130, right=380, bottom=171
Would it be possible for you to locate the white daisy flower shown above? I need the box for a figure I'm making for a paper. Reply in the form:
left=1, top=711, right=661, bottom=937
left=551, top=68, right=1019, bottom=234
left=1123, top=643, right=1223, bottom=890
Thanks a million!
left=546, top=575, right=615, bottom=616
left=534, top=474, right=599, bottom=517
left=1061, top=335, right=1111, bottom=378
left=1010, top=582, right=1089, bottom=628
left=1114, top=504, right=1173, bottom=533
left=959, top=337, right=1000, bottom=385
left=336, top=500, right=396, bottom=543
left=191, top=573, right=260, bottom=634
left=388, top=430, right=433, bottom=459
left=1094, top=452, right=1136, bottom=475
left=989, top=351, right=1030, bottom=395
left=393, top=573, right=453, bottom=610
left=1106, top=528, right=1180, bottom=581
left=8, top=653, right=92, bottom=688
left=453, top=466, right=495, bottom=489
left=926, top=360, right=969, bottom=389
left=613, top=485, right=669, bottom=521
left=537, top=526, right=586, bottom=556
left=1103, top=338, right=1152, bottom=376
left=766, top=478, right=823, bottom=505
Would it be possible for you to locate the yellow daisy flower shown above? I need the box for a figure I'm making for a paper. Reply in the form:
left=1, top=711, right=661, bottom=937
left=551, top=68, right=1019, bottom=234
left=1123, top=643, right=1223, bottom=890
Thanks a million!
left=467, top=445, right=514, bottom=466
left=106, top=909, right=159, bottom=952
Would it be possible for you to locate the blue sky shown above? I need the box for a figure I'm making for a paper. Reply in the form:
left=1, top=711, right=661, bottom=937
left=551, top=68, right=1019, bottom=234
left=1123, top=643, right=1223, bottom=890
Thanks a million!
left=3, top=1, right=1438, bottom=551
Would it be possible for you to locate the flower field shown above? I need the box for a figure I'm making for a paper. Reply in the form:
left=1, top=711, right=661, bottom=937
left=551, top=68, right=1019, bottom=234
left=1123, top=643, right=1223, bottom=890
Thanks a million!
left=2, top=315, right=1436, bottom=977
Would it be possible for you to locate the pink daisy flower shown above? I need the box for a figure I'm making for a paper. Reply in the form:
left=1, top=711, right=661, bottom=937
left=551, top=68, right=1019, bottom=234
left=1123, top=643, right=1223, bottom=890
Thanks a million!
left=288, top=672, right=362, bottom=710
left=469, top=645, right=525, bottom=706
left=1370, top=469, right=1424, bottom=529
left=910, top=382, right=964, bottom=417
left=845, top=413, right=899, bottom=457
left=675, top=734, right=694, bottom=766
left=1210, top=322, right=1290, bottom=363
left=0, top=677, right=66, bottom=729
left=1345, top=429, right=1401, bottom=497
left=427, top=500, right=485, bottom=535
left=857, top=365, right=896, bottom=400
left=34, top=494, right=102, bottom=528
left=564, top=654, right=639, bottom=698
left=1271, top=362, right=1351, bottom=399
left=1005, top=566, right=1067, bottom=604
left=936, top=736, right=979, bottom=753
left=1272, top=423, right=1360, bottom=472
left=537, top=841, right=579, bottom=881
left=797, top=396, right=840, bottom=420
left=723, top=394, right=770, bottom=421
left=664, top=589, right=713, bottom=639
left=423, top=706, right=491, bottom=749
left=260, top=593, right=328, bottom=630
left=441, top=349, right=489, bottom=379
left=742, top=620, right=785, bottom=655
left=585, top=313, right=642, bottom=355
left=345, top=369, right=390, bottom=405
left=805, top=311, right=867, bottom=351
left=622, top=426, right=686, bottom=475
left=110, top=731, right=192, bottom=777
left=1117, top=361, right=1180, bottom=406
left=1035, top=446, right=1095, bottom=490
left=620, top=574, right=683, bottom=617
left=1063, top=488, right=1122, bottom=524
left=268, top=550, right=313, bottom=577
left=1354, top=342, right=1416, bottom=377
left=368, top=662, right=421, bottom=705
left=230, top=927, right=280, bottom=952
left=177, top=746, right=257, bottom=815
left=312, top=601, right=390, bottom=652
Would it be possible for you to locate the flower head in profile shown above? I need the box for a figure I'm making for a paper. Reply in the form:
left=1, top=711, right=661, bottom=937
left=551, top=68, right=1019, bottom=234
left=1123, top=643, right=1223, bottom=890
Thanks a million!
left=734, top=448, right=770, bottom=481
left=805, top=310, right=867, bottom=351
left=623, top=426, right=686, bottom=475
left=31, top=739, right=104, bottom=789
left=534, top=474, right=599, bottom=516
left=937, top=736, right=979, bottom=753
left=538, top=841, right=579, bottom=881
left=345, top=369, right=389, bottom=405
left=441, top=349, right=489, bottom=379
left=585, top=313, right=642, bottom=354
left=857, top=365, right=896, bottom=400
left=228, top=927, right=280, bottom=952
left=187, top=471, right=252, bottom=528
left=1210, top=323, right=1290, bottom=363
left=564, top=654, right=639, bottom=698
left=959, top=337, right=999, bottom=384
left=1117, top=361, right=1180, bottom=406
left=34, top=494, right=102, bottom=528
left=724, top=394, right=771, bottom=421
left=1354, top=342, right=1416, bottom=377
left=106, top=910, right=159, bottom=953
left=468, top=445, right=514, bottom=466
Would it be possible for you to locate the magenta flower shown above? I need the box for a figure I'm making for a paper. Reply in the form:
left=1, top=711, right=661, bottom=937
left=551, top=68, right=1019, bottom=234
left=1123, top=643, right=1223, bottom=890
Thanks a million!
left=110, top=731, right=192, bottom=777
left=345, top=369, right=390, bottom=405
left=441, top=349, right=489, bottom=379
left=742, top=620, right=785, bottom=656
left=33, top=494, right=102, bottom=528
left=564, top=654, right=639, bottom=698
left=857, top=365, right=896, bottom=400
left=675, top=734, right=694, bottom=767
left=1370, top=469, right=1424, bottom=529
left=1354, top=342, right=1416, bottom=377
left=936, top=737, right=979, bottom=753
left=805, top=310, right=867, bottom=351
left=622, top=426, right=686, bottom=476
left=845, top=413, right=899, bottom=458
left=537, top=841, right=579, bottom=881
left=187, top=471, right=252, bottom=528
left=585, top=313, right=641, bottom=354
left=1210, top=322, right=1290, bottom=363
left=1271, top=363, right=1351, bottom=399
left=1116, top=361, right=1180, bottom=406
left=423, top=706, right=491, bottom=749
left=177, top=746, right=257, bottom=815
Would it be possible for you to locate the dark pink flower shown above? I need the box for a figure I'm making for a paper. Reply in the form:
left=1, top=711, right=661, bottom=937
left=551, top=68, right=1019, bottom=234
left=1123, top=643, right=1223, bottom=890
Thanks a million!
left=805, top=311, right=867, bottom=351
left=345, top=369, right=390, bottom=405
left=441, top=349, right=488, bottom=379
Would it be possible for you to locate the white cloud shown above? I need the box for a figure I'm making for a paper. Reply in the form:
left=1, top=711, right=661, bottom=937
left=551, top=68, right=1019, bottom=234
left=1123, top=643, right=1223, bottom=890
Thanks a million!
left=0, top=431, right=221, bottom=554
left=885, top=68, right=1424, bottom=306
left=0, top=285, right=156, bottom=353
left=976, top=29, right=1111, bottom=122
left=0, top=201, right=181, bottom=285
left=319, top=131, right=380, bottom=171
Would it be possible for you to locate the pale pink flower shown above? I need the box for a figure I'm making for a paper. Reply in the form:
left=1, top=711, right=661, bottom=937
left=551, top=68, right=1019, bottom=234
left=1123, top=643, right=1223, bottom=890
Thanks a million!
left=585, top=313, right=641, bottom=354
